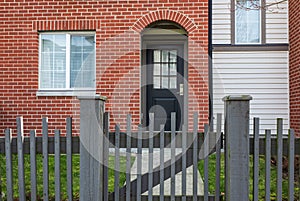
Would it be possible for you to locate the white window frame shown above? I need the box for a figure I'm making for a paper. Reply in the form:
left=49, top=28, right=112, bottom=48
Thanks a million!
left=235, top=0, right=262, bottom=44
left=37, top=31, right=96, bottom=96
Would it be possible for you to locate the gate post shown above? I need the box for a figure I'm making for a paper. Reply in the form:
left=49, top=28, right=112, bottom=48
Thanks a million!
left=223, top=95, right=252, bottom=201
left=78, top=94, right=106, bottom=201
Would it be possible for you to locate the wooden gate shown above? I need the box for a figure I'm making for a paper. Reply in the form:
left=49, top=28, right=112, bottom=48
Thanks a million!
left=102, top=112, right=223, bottom=201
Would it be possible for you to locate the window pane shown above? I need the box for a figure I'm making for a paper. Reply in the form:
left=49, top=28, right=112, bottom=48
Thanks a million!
left=162, top=50, right=169, bottom=62
left=153, top=64, right=160, bottom=75
left=71, top=35, right=95, bottom=88
left=170, top=63, right=177, bottom=75
left=235, top=0, right=260, bottom=44
left=153, top=76, right=160, bottom=89
left=169, top=77, right=177, bottom=89
left=40, top=34, right=66, bottom=89
left=162, top=77, right=168, bottom=88
left=162, top=64, right=168, bottom=75
left=154, top=50, right=161, bottom=62
left=169, top=50, right=177, bottom=62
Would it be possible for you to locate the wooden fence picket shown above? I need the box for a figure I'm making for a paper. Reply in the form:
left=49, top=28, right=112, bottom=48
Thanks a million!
left=54, top=130, right=61, bottom=201
left=265, top=129, right=271, bottom=201
left=125, top=114, right=131, bottom=201
left=30, top=130, right=37, bottom=201
left=193, top=112, right=198, bottom=201
left=66, top=117, right=73, bottom=201
left=17, top=117, right=25, bottom=201
left=277, top=118, right=283, bottom=201
left=5, top=128, right=13, bottom=201
left=288, top=129, right=295, bottom=201
left=42, top=117, right=49, bottom=201
left=215, top=113, right=222, bottom=201
left=253, top=117, right=260, bottom=201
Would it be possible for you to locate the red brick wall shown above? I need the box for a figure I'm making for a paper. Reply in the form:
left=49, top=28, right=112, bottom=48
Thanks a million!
left=0, top=0, right=209, bottom=136
left=289, top=0, right=300, bottom=135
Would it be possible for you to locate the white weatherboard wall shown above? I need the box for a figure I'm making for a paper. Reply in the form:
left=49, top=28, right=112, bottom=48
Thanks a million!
left=212, top=0, right=231, bottom=44
left=266, top=0, right=288, bottom=43
left=213, top=51, right=289, bottom=134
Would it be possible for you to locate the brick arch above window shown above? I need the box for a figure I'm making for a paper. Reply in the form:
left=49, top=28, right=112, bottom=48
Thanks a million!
left=131, top=10, right=198, bottom=34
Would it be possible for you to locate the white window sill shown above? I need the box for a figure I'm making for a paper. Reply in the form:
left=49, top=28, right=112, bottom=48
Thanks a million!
left=36, top=89, right=96, bottom=97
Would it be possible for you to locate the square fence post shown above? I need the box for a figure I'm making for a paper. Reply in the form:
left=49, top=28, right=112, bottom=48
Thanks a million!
left=223, top=95, right=252, bottom=201
left=78, top=95, right=106, bottom=201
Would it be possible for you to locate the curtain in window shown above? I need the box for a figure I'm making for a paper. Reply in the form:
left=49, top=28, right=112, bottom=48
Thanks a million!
left=70, top=35, right=95, bottom=88
left=235, top=0, right=260, bottom=44
left=40, top=35, right=66, bottom=88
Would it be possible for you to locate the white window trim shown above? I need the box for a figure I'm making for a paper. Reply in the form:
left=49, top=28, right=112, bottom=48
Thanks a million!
left=37, top=31, right=96, bottom=96
left=234, top=0, right=262, bottom=45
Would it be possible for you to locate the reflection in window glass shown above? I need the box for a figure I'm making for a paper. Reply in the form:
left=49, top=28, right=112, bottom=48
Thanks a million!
left=169, top=50, right=177, bottom=62
left=153, top=76, right=160, bottom=89
left=162, top=64, right=168, bottom=75
left=40, top=34, right=66, bottom=89
left=170, top=63, right=177, bottom=75
left=162, top=50, right=169, bottom=62
left=169, top=77, right=177, bottom=89
left=162, top=77, right=168, bottom=88
left=39, top=33, right=95, bottom=90
left=153, top=64, right=160, bottom=75
left=152, top=49, right=178, bottom=89
left=154, top=50, right=161, bottom=62
left=235, top=0, right=260, bottom=44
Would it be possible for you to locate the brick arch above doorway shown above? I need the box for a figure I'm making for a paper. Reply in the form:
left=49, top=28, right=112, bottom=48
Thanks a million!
left=131, top=10, right=198, bottom=34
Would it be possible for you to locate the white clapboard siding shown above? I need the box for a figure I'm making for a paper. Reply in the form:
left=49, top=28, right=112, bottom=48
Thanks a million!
left=212, top=0, right=231, bottom=44
left=266, top=0, right=288, bottom=43
left=213, top=51, right=289, bottom=135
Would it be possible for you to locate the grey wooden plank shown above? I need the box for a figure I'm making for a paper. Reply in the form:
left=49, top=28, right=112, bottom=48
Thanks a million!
left=265, top=130, right=271, bottom=201
left=30, top=130, right=37, bottom=201
left=215, top=113, right=222, bottom=201
left=137, top=124, right=142, bottom=201
left=182, top=124, right=187, bottom=201
left=288, top=129, right=295, bottom=201
left=253, top=118, right=259, bottom=201
left=55, top=130, right=61, bottom=201
left=66, top=117, right=73, bottom=201
left=277, top=118, right=283, bottom=201
left=204, top=124, right=209, bottom=201
left=114, top=124, right=120, bottom=201
left=17, top=117, right=26, bottom=201
left=5, top=128, right=13, bottom=201
left=160, top=124, right=165, bottom=201
left=126, top=114, right=132, bottom=201
left=148, top=113, right=154, bottom=201
left=42, top=117, right=49, bottom=201
left=193, top=112, right=198, bottom=201
left=171, top=112, right=176, bottom=201
left=103, top=112, right=110, bottom=201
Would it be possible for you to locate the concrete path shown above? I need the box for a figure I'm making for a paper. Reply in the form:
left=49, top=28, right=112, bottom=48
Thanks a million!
left=130, top=149, right=204, bottom=196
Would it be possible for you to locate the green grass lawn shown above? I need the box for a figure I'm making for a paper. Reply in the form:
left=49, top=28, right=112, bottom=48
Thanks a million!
left=0, top=153, right=299, bottom=200
left=198, top=154, right=300, bottom=201
left=0, top=154, right=133, bottom=200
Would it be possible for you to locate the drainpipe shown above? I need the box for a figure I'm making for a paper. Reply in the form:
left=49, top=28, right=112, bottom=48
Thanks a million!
left=208, top=0, right=213, bottom=130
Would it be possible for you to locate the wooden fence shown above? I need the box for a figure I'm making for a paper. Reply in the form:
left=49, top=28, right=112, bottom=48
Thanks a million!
left=0, top=96, right=299, bottom=201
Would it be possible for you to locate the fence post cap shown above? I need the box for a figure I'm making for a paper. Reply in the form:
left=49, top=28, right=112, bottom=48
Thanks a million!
left=77, top=94, right=107, bottom=101
left=222, top=95, right=252, bottom=102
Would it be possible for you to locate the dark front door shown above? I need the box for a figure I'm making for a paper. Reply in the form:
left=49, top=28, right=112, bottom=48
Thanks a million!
left=146, top=44, right=184, bottom=131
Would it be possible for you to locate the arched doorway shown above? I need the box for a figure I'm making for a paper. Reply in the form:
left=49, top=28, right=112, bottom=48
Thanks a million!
left=141, top=21, right=188, bottom=131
